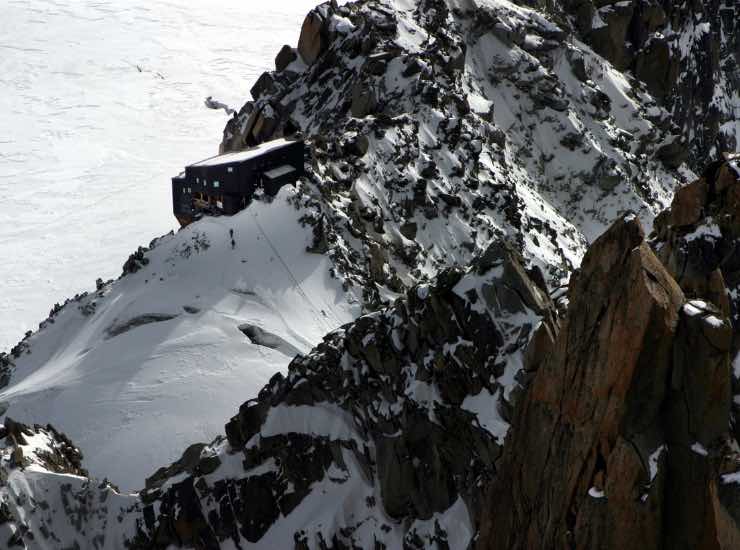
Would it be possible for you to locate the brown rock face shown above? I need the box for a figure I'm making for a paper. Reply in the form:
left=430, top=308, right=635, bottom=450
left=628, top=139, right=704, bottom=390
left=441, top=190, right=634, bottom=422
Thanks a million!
left=297, top=8, right=329, bottom=66
left=479, top=207, right=740, bottom=549
left=652, top=156, right=740, bottom=458
left=481, top=216, right=683, bottom=549
left=653, top=156, right=740, bottom=343
left=234, top=103, right=282, bottom=148
left=670, top=177, right=708, bottom=227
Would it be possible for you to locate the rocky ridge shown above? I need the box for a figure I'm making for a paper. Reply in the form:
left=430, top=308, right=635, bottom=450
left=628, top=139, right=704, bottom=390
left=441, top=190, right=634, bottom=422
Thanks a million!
left=481, top=154, right=740, bottom=549
left=124, top=157, right=740, bottom=549
left=222, top=0, right=699, bottom=302
left=0, top=0, right=738, bottom=548
left=1, top=157, right=738, bottom=549
left=3, top=0, right=726, bottom=495
left=520, top=0, right=739, bottom=167
left=126, top=241, right=556, bottom=548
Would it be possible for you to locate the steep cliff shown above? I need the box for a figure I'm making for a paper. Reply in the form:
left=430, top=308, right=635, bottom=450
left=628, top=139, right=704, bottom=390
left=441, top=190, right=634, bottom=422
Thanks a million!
left=481, top=155, right=740, bottom=550
left=0, top=0, right=737, bottom=548
left=517, top=0, right=739, bottom=166
left=221, top=0, right=697, bottom=296
left=2, top=0, right=710, bottom=496
left=2, top=159, right=737, bottom=549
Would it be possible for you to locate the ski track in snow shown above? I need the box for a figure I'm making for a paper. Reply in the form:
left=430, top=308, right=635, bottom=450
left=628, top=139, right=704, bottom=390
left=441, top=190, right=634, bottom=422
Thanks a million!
left=0, top=0, right=321, bottom=352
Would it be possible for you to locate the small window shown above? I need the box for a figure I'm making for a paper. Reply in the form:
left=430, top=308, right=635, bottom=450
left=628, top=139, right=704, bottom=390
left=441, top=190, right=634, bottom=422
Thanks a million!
left=227, top=167, right=234, bottom=173
left=196, top=177, right=199, bottom=183
left=213, top=181, right=220, bottom=188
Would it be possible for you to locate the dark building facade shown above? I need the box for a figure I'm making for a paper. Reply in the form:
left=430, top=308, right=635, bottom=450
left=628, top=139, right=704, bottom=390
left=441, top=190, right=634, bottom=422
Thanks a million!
left=172, top=138, right=305, bottom=226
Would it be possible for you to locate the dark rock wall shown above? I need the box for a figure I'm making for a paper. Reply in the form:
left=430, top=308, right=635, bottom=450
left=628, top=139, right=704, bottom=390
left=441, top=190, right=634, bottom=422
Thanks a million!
left=1, top=0, right=738, bottom=547
left=128, top=246, right=557, bottom=548
left=480, top=157, right=740, bottom=550
left=517, top=0, right=739, bottom=165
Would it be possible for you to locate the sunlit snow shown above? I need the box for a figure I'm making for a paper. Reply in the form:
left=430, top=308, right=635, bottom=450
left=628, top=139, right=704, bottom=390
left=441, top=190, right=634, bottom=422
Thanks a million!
left=0, top=188, right=360, bottom=490
left=0, top=0, right=322, bottom=352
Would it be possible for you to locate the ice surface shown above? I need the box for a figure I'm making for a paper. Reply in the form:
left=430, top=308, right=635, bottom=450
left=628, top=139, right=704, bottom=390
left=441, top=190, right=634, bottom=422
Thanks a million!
left=0, top=0, right=322, bottom=352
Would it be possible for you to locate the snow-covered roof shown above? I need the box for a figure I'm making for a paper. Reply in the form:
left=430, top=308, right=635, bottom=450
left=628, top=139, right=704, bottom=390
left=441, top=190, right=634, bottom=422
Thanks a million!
left=264, top=164, right=296, bottom=179
left=189, top=138, right=296, bottom=168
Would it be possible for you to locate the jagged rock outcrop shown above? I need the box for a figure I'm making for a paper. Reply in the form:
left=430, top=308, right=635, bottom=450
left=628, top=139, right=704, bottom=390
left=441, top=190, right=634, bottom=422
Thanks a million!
left=653, top=155, right=740, bottom=327
left=0, top=419, right=141, bottom=549
left=220, top=0, right=702, bottom=307
left=482, top=215, right=715, bottom=548
left=297, top=3, right=335, bottom=66
left=125, top=242, right=556, bottom=548
left=651, top=154, right=740, bottom=443
left=518, top=0, right=739, bottom=166
left=480, top=159, right=740, bottom=549
left=0, top=1, right=738, bottom=548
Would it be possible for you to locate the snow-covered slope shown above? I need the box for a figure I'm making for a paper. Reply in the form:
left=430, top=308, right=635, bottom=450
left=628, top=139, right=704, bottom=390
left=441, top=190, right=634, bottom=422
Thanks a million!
left=0, top=237, right=556, bottom=549
left=126, top=241, right=556, bottom=549
left=0, top=0, right=325, bottom=352
left=223, top=0, right=696, bottom=296
left=527, top=0, right=740, bottom=165
left=2, top=0, right=732, bottom=499
left=0, top=188, right=359, bottom=490
left=0, top=0, right=737, bottom=547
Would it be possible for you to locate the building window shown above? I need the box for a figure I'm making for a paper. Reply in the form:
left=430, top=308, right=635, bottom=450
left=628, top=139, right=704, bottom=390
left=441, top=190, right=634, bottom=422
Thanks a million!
left=196, top=177, right=199, bottom=183
left=227, top=167, right=233, bottom=173
left=213, top=181, right=220, bottom=188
